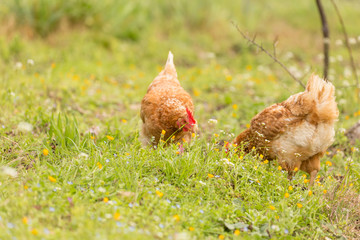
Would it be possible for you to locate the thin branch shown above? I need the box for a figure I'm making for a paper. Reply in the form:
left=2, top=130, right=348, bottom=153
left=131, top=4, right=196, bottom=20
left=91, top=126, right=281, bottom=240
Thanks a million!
left=316, top=0, right=330, bottom=80
left=330, top=0, right=359, bottom=100
left=232, top=22, right=306, bottom=89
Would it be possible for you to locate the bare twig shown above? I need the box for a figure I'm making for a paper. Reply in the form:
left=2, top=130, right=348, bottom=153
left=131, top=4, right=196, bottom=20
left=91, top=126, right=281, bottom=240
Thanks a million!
left=232, top=22, right=306, bottom=89
left=330, top=0, right=359, bottom=100
left=315, top=0, right=330, bottom=80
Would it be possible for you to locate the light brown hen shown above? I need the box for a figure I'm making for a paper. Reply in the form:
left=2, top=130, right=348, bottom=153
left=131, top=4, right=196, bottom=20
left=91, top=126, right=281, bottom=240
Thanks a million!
left=140, top=51, right=197, bottom=146
left=233, top=74, right=339, bottom=184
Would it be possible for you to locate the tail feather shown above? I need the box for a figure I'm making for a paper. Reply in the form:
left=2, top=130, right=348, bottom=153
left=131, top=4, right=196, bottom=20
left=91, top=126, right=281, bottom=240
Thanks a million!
left=306, top=74, right=338, bottom=122
left=160, top=51, right=177, bottom=78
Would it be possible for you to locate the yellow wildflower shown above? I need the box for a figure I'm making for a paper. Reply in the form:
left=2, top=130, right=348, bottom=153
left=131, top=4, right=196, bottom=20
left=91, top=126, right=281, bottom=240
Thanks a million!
left=193, top=89, right=200, bottom=97
left=232, top=113, right=237, bottom=118
left=226, top=75, right=233, bottom=81
left=31, top=229, right=39, bottom=235
left=259, top=154, right=264, bottom=159
left=51, top=63, right=56, bottom=69
left=263, top=160, right=269, bottom=164
left=269, top=205, right=276, bottom=210
left=308, top=190, right=313, bottom=196
left=161, top=130, right=166, bottom=135
left=297, top=203, right=303, bottom=208
left=122, top=119, right=127, bottom=123
left=156, top=190, right=164, bottom=198
left=288, top=186, right=293, bottom=191
left=325, top=161, right=332, bottom=166
left=208, top=174, right=214, bottom=178
left=113, top=212, right=121, bottom=220
left=173, top=214, right=180, bottom=222
left=103, top=197, right=109, bottom=203
left=22, top=217, right=28, bottom=224
left=304, top=179, right=310, bottom=184
left=192, top=133, right=196, bottom=138
left=97, top=162, right=103, bottom=169
left=239, top=156, right=243, bottom=160
left=43, top=149, right=49, bottom=156
left=219, top=235, right=225, bottom=240
left=48, top=176, right=56, bottom=183
left=232, top=104, right=238, bottom=110
left=91, top=136, right=95, bottom=140
left=246, top=124, right=250, bottom=128
left=234, top=229, right=240, bottom=236
left=345, top=115, right=349, bottom=120
left=278, top=166, right=282, bottom=171
left=323, top=189, right=327, bottom=194
left=189, top=227, right=195, bottom=231
left=246, top=65, right=252, bottom=71
left=284, top=192, right=289, bottom=198
left=275, top=215, right=280, bottom=219
left=24, top=185, right=28, bottom=190
left=106, top=135, right=114, bottom=141
left=214, top=133, right=219, bottom=138
left=293, top=167, right=299, bottom=172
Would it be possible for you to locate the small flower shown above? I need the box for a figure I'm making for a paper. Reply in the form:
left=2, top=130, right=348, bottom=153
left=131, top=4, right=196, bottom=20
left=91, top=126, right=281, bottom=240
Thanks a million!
left=24, top=185, right=28, bottom=190
left=232, top=113, right=237, bottom=118
left=103, top=197, right=109, bottom=203
left=156, top=190, right=164, bottom=198
left=263, top=160, right=269, bottom=164
left=304, top=179, right=310, bottom=184
left=48, top=176, right=56, bottom=183
left=161, top=130, right=166, bottom=135
left=91, top=136, right=95, bottom=140
left=275, top=215, right=280, bottom=219
left=218, top=235, right=225, bottom=240
left=284, top=192, right=289, bottom=198
left=173, top=214, right=180, bottom=222
left=121, top=119, right=127, bottom=123
left=189, top=227, right=195, bottom=231
left=259, top=154, right=264, bottom=159
left=288, top=186, right=293, bottom=191
left=278, top=166, right=282, bottom=171
left=232, top=104, right=238, bottom=110
left=43, top=149, right=49, bottom=156
left=192, top=133, right=196, bottom=138
left=214, top=133, right=219, bottom=138
left=297, top=203, right=303, bottom=208
left=345, top=115, right=350, bottom=120
left=113, top=212, right=121, bottom=220
left=234, top=229, right=240, bottom=236
left=269, top=205, right=276, bottom=210
left=97, top=162, right=103, bottom=169
left=51, top=63, right=56, bottom=69
left=31, top=229, right=39, bottom=235
left=308, top=190, right=313, bottom=196
left=326, top=161, right=332, bottom=166
left=208, top=119, right=218, bottom=124
left=106, top=135, right=114, bottom=141
left=226, top=75, right=232, bottom=81
left=208, top=173, right=214, bottom=178
left=293, top=167, right=299, bottom=172
left=22, top=217, right=28, bottom=224
left=246, top=124, right=250, bottom=128
left=323, top=189, right=327, bottom=194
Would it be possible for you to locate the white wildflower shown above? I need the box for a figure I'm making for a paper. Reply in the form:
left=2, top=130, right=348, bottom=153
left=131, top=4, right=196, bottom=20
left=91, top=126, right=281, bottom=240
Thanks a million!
left=221, top=158, right=235, bottom=167
left=335, top=39, right=343, bottom=46
left=98, top=187, right=106, bottom=193
left=208, top=119, right=218, bottom=125
left=0, top=166, right=18, bottom=178
left=199, top=181, right=206, bottom=186
left=27, top=59, right=35, bottom=65
left=339, top=128, right=346, bottom=134
left=17, top=122, right=33, bottom=132
left=15, top=62, right=23, bottom=69
left=349, top=38, right=357, bottom=45
left=78, top=152, right=89, bottom=159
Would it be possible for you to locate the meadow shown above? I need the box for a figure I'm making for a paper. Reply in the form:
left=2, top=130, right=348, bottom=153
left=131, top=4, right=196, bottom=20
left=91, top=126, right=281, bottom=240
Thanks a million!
left=0, top=0, right=360, bottom=239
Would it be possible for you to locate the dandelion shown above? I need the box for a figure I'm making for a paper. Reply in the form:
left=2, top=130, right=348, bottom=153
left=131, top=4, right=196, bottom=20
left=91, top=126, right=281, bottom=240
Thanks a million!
left=269, top=205, right=276, bottom=210
left=122, top=119, right=127, bottom=123
left=51, top=63, right=56, bottom=69
left=125, top=152, right=130, bottom=156
left=234, top=229, right=240, bottom=236
left=193, top=89, right=200, bottom=97
left=232, top=104, right=238, bottom=110
left=106, top=135, right=114, bottom=141
left=225, top=75, right=232, bottom=81
left=22, top=217, right=28, bottom=224
left=293, top=167, right=299, bottom=172
left=189, top=227, right=195, bottom=231
left=325, top=161, right=332, bottom=166
left=284, top=192, right=289, bottom=198
left=192, top=133, right=196, bottom=138
left=252, top=146, right=255, bottom=150
left=214, top=133, right=219, bottom=138
left=254, top=166, right=257, bottom=170
left=48, top=176, right=56, bottom=183
left=31, top=229, right=39, bottom=235
left=232, top=113, right=237, bottom=118
left=297, top=203, right=303, bottom=208
left=43, top=149, right=49, bottom=156
left=304, top=179, right=310, bottom=184
left=323, top=189, right=327, bottom=194
left=24, top=185, right=28, bottom=190
left=263, top=160, right=269, bottom=164
left=156, top=190, right=164, bottom=198
left=345, top=115, right=349, bottom=120
left=173, top=214, right=180, bottom=222
left=208, top=174, right=214, bottom=178
left=278, top=166, right=282, bottom=171
left=103, top=197, right=109, bottom=203
left=288, top=186, right=293, bottom=191
left=246, top=65, right=252, bottom=71
left=161, top=130, right=166, bottom=135
left=239, top=156, right=243, bottom=160
left=218, top=235, right=225, bottom=240
left=308, top=190, right=313, bottom=196
left=259, top=154, right=264, bottom=159
left=113, top=212, right=121, bottom=220
left=91, top=136, right=95, bottom=140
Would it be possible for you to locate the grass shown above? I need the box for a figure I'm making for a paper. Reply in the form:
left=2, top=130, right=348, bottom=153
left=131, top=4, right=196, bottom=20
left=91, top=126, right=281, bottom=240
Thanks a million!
left=0, top=0, right=360, bottom=239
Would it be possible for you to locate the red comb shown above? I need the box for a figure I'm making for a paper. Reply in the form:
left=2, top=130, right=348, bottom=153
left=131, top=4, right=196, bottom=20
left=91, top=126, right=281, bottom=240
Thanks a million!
left=186, top=108, right=196, bottom=125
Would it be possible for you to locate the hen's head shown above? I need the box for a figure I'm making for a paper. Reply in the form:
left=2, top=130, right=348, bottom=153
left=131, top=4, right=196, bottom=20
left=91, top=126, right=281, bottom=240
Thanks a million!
left=177, top=108, right=197, bottom=132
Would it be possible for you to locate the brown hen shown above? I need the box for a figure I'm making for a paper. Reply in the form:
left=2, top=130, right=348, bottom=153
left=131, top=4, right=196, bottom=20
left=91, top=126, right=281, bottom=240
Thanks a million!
left=140, top=52, right=197, bottom=146
left=233, top=74, right=339, bottom=184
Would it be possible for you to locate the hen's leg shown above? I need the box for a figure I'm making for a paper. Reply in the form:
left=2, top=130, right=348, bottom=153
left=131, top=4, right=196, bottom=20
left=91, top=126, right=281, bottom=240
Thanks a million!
left=300, top=152, right=323, bottom=185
